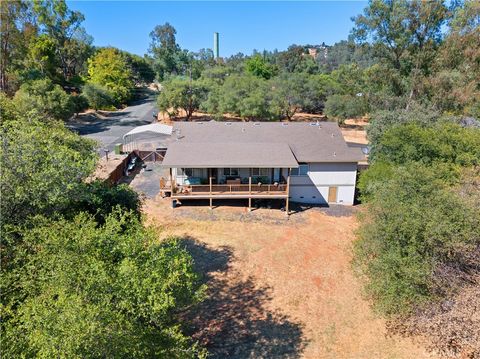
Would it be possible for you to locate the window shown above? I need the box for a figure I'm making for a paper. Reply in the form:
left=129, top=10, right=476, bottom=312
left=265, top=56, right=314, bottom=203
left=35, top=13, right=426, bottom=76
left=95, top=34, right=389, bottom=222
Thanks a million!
left=223, top=168, right=239, bottom=176
left=251, top=168, right=270, bottom=176
left=291, top=164, right=309, bottom=176
left=181, top=168, right=203, bottom=177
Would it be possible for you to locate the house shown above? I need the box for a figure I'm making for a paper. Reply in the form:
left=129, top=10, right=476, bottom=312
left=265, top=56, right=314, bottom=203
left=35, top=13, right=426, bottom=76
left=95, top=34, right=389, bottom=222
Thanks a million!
left=161, top=121, right=365, bottom=213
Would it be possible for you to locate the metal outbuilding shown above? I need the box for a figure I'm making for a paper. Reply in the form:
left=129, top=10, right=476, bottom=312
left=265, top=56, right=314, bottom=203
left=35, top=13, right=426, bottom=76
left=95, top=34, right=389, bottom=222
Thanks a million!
left=122, top=123, right=173, bottom=153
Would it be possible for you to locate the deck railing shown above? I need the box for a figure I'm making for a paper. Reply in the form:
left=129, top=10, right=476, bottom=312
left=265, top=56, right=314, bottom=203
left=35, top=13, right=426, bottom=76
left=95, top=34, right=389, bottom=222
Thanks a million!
left=177, top=183, right=287, bottom=196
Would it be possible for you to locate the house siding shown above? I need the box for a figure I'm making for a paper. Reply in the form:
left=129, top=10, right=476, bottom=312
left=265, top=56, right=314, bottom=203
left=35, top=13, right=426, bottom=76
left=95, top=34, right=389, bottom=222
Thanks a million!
left=289, top=162, right=357, bottom=205
left=172, top=163, right=358, bottom=205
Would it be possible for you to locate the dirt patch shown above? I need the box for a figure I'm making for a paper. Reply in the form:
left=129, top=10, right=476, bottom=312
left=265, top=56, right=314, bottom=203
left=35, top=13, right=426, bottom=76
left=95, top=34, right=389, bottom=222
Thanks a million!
left=341, top=128, right=368, bottom=145
left=341, top=118, right=369, bottom=145
left=144, top=198, right=433, bottom=358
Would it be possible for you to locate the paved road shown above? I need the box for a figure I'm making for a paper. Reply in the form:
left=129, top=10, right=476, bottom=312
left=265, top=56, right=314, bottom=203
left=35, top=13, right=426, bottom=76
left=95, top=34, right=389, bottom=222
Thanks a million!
left=68, top=95, right=157, bottom=153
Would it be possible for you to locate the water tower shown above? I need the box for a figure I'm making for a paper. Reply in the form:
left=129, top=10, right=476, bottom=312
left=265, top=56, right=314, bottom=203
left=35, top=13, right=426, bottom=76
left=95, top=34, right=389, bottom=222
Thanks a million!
left=213, top=32, right=219, bottom=59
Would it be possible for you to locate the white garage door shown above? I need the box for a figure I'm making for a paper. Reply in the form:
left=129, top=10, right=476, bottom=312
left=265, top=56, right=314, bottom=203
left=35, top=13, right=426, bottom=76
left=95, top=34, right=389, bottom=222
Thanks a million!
left=289, top=185, right=326, bottom=204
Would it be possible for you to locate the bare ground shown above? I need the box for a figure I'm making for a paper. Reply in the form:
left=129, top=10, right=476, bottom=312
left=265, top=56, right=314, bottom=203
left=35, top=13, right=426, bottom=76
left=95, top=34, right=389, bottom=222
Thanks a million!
left=143, top=198, right=434, bottom=359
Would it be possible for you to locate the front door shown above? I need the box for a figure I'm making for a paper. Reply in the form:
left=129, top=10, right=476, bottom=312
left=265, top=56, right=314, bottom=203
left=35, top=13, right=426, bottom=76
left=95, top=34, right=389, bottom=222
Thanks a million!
left=208, top=168, right=218, bottom=184
left=328, top=186, right=338, bottom=203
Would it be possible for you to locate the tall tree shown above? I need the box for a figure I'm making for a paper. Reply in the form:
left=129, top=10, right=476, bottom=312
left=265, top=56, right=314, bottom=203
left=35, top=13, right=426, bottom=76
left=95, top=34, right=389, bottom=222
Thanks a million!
left=157, top=77, right=208, bottom=120
left=24, top=34, right=59, bottom=81
left=87, top=48, right=134, bottom=105
left=33, top=0, right=92, bottom=82
left=124, top=53, right=155, bottom=85
left=245, top=54, right=276, bottom=79
left=0, top=0, right=34, bottom=94
left=428, top=0, right=480, bottom=116
left=218, top=74, right=274, bottom=121
left=317, top=40, right=375, bottom=72
left=352, top=0, right=448, bottom=73
left=149, top=22, right=181, bottom=80
left=352, top=0, right=449, bottom=107
left=270, top=73, right=308, bottom=120
left=276, top=45, right=305, bottom=73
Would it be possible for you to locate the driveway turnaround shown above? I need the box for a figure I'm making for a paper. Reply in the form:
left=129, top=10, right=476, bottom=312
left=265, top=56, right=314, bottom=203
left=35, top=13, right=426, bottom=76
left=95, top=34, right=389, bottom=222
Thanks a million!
left=68, top=96, right=157, bottom=153
left=125, top=162, right=169, bottom=199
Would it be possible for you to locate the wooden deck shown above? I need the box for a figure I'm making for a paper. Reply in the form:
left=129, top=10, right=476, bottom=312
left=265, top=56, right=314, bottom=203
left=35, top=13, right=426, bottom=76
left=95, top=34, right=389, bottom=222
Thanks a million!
left=160, top=174, right=291, bottom=214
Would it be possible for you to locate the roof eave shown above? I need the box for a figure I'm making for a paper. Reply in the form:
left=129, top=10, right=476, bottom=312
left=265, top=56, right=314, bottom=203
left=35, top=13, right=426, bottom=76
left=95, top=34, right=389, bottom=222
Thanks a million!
left=161, top=163, right=299, bottom=168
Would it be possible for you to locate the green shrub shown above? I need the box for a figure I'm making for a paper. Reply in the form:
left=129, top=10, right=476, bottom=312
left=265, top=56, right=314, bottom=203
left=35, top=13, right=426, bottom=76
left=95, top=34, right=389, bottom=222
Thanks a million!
left=354, top=164, right=480, bottom=315
left=0, top=93, right=18, bottom=124
left=70, top=93, right=89, bottom=115
left=71, top=181, right=141, bottom=223
left=371, top=122, right=480, bottom=165
left=82, top=83, right=115, bottom=111
left=357, top=161, right=394, bottom=202
left=13, top=79, right=74, bottom=121
left=366, top=105, right=441, bottom=151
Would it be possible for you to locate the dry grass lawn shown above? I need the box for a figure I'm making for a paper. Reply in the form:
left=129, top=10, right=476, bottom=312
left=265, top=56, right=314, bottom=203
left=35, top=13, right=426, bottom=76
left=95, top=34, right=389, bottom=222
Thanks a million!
left=144, top=198, right=433, bottom=359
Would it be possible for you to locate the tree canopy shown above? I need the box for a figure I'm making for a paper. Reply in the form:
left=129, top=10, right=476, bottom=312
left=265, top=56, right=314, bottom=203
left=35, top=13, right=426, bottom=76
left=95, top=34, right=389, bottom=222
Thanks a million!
left=0, top=116, right=97, bottom=227
left=2, top=210, right=206, bottom=358
left=87, top=47, right=134, bottom=105
left=1, top=101, right=207, bottom=358
left=2, top=1, right=480, bottom=355
left=354, top=162, right=480, bottom=315
left=1, top=0, right=154, bottom=116
left=245, top=54, right=277, bottom=79
left=157, top=77, right=208, bottom=120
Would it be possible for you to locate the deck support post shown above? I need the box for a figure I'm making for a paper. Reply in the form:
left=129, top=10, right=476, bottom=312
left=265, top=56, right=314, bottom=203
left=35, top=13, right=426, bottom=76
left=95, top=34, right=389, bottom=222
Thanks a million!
left=285, top=168, right=290, bottom=216
left=209, top=176, right=213, bottom=210
left=248, top=176, right=252, bottom=212
left=170, top=168, right=174, bottom=208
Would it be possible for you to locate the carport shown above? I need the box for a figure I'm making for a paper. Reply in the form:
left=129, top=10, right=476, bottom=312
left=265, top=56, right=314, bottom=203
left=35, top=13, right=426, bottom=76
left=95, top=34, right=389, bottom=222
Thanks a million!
left=122, top=123, right=172, bottom=161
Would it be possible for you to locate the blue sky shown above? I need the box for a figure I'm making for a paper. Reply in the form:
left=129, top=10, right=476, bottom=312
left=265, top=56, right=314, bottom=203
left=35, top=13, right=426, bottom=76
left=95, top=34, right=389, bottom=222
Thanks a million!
left=67, top=1, right=368, bottom=57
